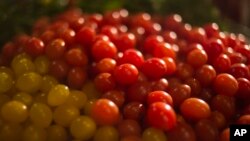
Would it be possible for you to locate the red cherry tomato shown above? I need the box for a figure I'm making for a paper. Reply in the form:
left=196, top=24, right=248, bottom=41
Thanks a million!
left=147, top=91, right=173, bottom=106
left=180, top=98, right=211, bottom=121
left=113, top=63, right=139, bottom=85
left=92, top=40, right=118, bottom=61
left=147, top=102, right=176, bottom=131
left=141, top=58, right=167, bottom=80
left=90, top=98, right=119, bottom=125
left=25, top=37, right=45, bottom=57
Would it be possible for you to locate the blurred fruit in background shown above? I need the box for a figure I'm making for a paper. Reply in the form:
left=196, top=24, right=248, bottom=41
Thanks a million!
left=0, top=0, right=249, bottom=47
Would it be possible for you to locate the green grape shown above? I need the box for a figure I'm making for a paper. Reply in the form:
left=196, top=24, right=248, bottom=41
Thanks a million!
left=47, top=84, right=70, bottom=106
left=13, top=92, right=33, bottom=106
left=1, top=100, right=28, bottom=123
left=0, top=71, right=14, bottom=93
left=65, top=90, right=87, bottom=109
left=142, top=128, right=167, bottom=141
left=30, top=102, right=53, bottom=128
left=11, top=53, right=35, bottom=76
left=34, top=55, right=50, bottom=74
left=22, top=125, right=47, bottom=141
left=82, top=81, right=101, bottom=100
left=70, top=116, right=96, bottom=140
left=40, top=75, right=58, bottom=93
left=94, top=126, right=119, bottom=141
left=0, top=123, right=22, bottom=141
left=16, top=72, right=42, bottom=93
left=47, top=125, right=68, bottom=141
left=53, top=104, right=80, bottom=127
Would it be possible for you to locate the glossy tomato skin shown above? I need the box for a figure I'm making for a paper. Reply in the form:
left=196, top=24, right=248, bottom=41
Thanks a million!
left=141, top=58, right=167, bottom=80
left=45, top=38, right=66, bottom=60
left=90, top=98, right=120, bottom=126
left=25, top=37, right=45, bottom=57
left=118, top=49, right=144, bottom=69
left=147, top=102, right=176, bottom=131
left=92, top=40, right=118, bottom=61
left=180, top=98, right=211, bottom=121
left=213, top=73, right=238, bottom=96
left=75, top=26, right=96, bottom=46
left=113, top=63, right=139, bottom=85
left=147, top=91, right=173, bottom=106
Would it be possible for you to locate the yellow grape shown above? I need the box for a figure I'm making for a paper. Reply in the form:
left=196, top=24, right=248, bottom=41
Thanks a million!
left=0, top=66, right=14, bottom=77
left=47, top=125, right=68, bottom=141
left=53, top=104, right=80, bottom=127
left=47, top=84, right=69, bottom=106
left=1, top=100, right=28, bottom=123
left=0, top=71, right=14, bottom=93
left=93, top=126, right=119, bottom=141
left=22, top=125, right=47, bottom=141
left=16, top=72, right=42, bottom=93
left=70, top=116, right=96, bottom=140
left=34, top=55, right=50, bottom=75
left=40, top=75, right=58, bottom=93
left=0, top=123, right=22, bottom=141
left=30, top=102, right=53, bottom=128
left=65, top=90, right=87, bottom=109
left=11, top=53, right=35, bottom=76
left=142, top=128, right=167, bottom=141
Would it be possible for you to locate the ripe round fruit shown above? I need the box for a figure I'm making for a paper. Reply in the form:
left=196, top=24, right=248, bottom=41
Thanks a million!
left=118, top=49, right=144, bottom=68
left=24, top=37, right=45, bottom=57
left=147, top=91, right=173, bottom=106
left=142, top=58, right=167, bottom=80
left=45, top=38, right=66, bottom=60
left=180, top=98, right=211, bottom=121
left=142, top=127, right=167, bottom=141
left=1, top=100, right=28, bottom=123
left=96, top=58, right=117, bottom=73
left=65, top=48, right=88, bottom=66
left=65, top=90, right=87, bottom=109
left=0, top=71, right=13, bottom=93
left=90, top=98, right=119, bottom=125
left=16, top=72, right=42, bottom=93
left=47, top=125, right=68, bottom=141
left=93, top=126, right=119, bottom=141
left=113, top=63, right=139, bottom=85
left=118, top=119, right=141, bottom=137
left=70, top=116, right=96, bottom=140
left=213, top=73, right=238, bottom=96
left=92, top=40, right=117, bottom=61
left=29, top=102, right=53, bottom=128
left=167, top=122, right=196, bottom=141
left=187, top=49, right=207, bottom=68
left=147, top=102, right=176, bottom=131
left=47, top=84, right=70, bottom=106
left=22, top=125, right=47, bottom=141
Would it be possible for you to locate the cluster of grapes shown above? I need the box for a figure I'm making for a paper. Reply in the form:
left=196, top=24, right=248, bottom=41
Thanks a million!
left=0, top=8, right=249, bottom=141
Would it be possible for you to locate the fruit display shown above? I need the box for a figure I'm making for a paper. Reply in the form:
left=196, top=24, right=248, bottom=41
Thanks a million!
left=0, top=7, right=249, bottom=141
